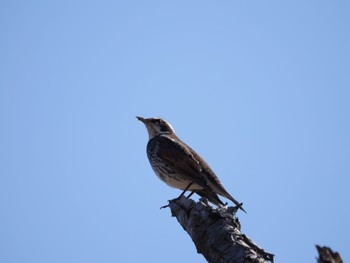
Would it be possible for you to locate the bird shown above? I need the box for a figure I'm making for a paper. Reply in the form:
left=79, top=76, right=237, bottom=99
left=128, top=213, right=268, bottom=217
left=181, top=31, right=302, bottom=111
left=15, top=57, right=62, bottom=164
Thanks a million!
left=136, top=116, right=246, bottom=213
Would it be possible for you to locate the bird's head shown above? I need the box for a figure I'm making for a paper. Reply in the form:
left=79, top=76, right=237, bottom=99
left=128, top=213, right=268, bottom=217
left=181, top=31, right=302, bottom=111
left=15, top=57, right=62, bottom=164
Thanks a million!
left=136, top=116, right=175, bottom=139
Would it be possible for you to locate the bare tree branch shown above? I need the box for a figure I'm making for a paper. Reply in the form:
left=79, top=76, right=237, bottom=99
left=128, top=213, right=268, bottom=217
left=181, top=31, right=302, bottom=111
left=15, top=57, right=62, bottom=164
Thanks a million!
left=316, top=245, right=343, bottom=263
left=165, top=196, right=274, bottom=263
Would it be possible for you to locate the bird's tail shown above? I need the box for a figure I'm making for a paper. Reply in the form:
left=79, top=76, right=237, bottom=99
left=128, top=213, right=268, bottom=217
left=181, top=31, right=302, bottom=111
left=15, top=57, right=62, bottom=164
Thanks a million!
left=226, top=193, right=247, bottom=213
left=195, top=189, right=225, bottom=206
left=196, top=189, right=246, bottom=213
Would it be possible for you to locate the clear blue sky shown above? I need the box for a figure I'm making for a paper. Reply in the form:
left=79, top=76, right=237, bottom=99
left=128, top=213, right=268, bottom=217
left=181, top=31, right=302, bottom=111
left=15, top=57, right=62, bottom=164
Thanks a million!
left=1, top=1, right=349, bottom=262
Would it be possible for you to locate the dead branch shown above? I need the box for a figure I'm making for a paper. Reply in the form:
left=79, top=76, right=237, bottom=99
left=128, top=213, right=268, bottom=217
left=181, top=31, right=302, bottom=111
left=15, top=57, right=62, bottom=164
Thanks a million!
left=165, top=196, right=274, bottom=263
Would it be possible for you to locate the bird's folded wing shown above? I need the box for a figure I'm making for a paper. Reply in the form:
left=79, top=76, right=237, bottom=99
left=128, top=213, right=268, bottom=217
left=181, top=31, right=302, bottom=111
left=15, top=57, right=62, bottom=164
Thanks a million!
left=156, top=136, right=210, bottom=189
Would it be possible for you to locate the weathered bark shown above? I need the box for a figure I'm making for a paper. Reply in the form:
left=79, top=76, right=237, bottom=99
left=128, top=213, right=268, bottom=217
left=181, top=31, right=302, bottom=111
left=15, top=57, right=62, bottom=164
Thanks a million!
left=316, top=245, right=343, bottom=263
left=165, top=196, right=274, bottom=263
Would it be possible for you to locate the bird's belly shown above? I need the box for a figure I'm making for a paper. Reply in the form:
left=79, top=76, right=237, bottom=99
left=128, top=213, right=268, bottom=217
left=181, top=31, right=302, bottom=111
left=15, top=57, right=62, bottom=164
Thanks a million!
left=161, top=175, right=202, bottom=190
left=151, top=167, right=202, bottom=190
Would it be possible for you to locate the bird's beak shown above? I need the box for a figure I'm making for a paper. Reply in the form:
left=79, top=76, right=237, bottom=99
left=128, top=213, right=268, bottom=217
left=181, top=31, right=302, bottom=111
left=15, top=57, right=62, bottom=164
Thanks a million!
left=136, top=116, right=147, bottom=123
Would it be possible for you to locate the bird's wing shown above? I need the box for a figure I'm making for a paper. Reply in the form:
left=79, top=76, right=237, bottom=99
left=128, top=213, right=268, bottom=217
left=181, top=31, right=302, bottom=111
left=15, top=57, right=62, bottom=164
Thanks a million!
left=152, top=135, right=246, bottom=212
left=154, top=135, right=211, bottom=189
left=195, top=189, right=225, bottom=206
left=184, top=143, right=233, bottom=197
left=186, top=143, right=247, bottom=212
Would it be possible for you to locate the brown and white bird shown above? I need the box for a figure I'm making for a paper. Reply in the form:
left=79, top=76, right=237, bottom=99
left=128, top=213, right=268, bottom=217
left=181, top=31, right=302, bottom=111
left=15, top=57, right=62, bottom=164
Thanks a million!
left=137, top=116, right=246, bottom=213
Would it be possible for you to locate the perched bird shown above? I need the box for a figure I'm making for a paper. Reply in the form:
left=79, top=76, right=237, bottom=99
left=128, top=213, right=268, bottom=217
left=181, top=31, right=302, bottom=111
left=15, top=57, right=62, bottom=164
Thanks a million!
left=137, top=116, right=246, bottom=213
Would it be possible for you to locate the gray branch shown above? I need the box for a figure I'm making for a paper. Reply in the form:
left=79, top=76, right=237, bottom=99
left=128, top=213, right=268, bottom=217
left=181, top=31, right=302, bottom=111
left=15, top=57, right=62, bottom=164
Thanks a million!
left=165, top=196, right=274, bottom=263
